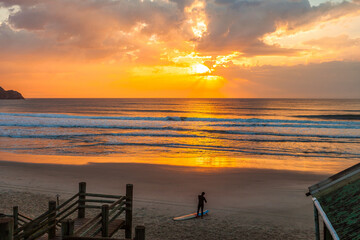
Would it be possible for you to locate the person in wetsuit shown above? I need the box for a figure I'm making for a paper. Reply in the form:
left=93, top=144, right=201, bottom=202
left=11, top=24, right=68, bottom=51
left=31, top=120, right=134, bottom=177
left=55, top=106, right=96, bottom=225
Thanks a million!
left=197, top=192, right=207, bottom=218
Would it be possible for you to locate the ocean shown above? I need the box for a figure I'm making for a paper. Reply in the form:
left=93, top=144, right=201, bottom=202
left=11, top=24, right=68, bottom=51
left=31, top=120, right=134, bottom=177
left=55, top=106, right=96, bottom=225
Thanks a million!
left=0, top=98, right=359, bottom=173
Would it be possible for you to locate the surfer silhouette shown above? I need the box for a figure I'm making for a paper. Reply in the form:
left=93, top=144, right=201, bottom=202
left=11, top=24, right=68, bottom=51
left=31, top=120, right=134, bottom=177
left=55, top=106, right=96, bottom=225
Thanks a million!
left=197, top=192, right=207, bottom=218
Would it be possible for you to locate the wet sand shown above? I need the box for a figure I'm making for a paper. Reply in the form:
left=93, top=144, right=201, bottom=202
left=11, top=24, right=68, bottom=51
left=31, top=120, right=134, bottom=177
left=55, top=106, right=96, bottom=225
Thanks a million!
left=0, top=160, right=328, bottom=239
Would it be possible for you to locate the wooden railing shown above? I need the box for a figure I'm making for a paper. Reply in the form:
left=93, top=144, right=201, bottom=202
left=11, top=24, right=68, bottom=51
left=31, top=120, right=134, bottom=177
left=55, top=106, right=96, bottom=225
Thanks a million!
left=10, top=182, right=135, bottom=240
left=71, top=195, right=126, bottom=237
left=13, top=195, right=79, bottom=240
left=12, top=206, right=33, bottom=230
left=1, top=218, right=145, bottom=240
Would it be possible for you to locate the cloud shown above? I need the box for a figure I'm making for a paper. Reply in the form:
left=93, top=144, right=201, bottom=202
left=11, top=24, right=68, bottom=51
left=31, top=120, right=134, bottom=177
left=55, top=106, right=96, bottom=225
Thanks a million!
left=216, top=61, right=360, bottom=98
left=302, top=34, right=360, bottom=61
left=169, top=0, right=195, bottom=9
left=0, top=23, right=47, bottom=56
left=304, top=34, right=360, bottom=48
left=0, top=0, right=188, bottom=62
left=197, top=0, right=360, bottom=55
left=0, top=0, right=46, bottom=7
left=1, top=0, right=359, bottom=60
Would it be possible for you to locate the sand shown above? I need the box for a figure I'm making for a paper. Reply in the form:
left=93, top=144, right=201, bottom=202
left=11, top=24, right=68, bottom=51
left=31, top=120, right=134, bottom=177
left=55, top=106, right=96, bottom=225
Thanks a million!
left=0, top=160, right=328, bottom=239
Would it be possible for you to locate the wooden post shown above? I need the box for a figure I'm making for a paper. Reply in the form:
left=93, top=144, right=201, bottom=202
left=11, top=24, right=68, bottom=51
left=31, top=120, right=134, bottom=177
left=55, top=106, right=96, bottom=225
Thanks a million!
left=61, top=219, right=74, bottom=238
left=78, top=182, right=86, bottom=219
left=125, top=184, right=133, bottom=239
left=0, top=217, right=13, bottom=240
left=135, top=225, right=145, bottom=240
left=23, top=221, right=32, bottom=239
left=101, top=205, right=109, bottom=237
left=56, top=194, right=60, bottom=207
left=314, top=204, right=320, bottom=240
left=61, top=221, right=68, bottom=238
left=13, top=206, right=18, bottom=231
left=48, top=200, right=57, bottom=239
left=68, top=219, right=74, bottom=236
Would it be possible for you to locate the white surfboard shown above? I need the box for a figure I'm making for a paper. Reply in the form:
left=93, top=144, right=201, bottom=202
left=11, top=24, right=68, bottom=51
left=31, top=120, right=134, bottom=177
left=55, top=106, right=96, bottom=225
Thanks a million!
left=173, top=210, right=209, bottom=221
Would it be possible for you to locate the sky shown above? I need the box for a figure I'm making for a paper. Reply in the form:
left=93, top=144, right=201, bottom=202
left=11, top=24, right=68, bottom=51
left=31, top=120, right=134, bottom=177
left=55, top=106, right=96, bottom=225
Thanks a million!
left=0, top=0, right=359, bottom=98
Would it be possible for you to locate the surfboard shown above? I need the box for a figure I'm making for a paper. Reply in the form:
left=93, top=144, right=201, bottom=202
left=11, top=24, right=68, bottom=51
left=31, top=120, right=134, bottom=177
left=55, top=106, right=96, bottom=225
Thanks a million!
left=173, top=210, right=209, bottom=221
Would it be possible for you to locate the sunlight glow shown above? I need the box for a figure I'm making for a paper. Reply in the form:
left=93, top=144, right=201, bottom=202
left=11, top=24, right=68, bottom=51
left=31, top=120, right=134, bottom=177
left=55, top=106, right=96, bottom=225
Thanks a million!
left=0, top=8, right=9, bottom=24
left=185, top=0, right=208, bottom=38
left=261, top=23, right=289, bottom=46
left=191, top=63, right=211, bottom=74
left=260, top=14, right=360, bottom=65
left=169, top=52, right=212, bottom=64
left=0, top=151, right=345, bottom=173
left=214, top=52, right=241, bottom=67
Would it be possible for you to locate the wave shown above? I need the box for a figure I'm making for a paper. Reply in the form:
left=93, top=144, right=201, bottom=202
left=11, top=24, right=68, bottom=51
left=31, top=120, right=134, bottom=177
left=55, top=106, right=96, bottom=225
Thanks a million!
left=202, top=129, right=360, bottom=139
left=227, top=107, right=360, bottom=113
left=1, top=112, right=360, bottom=126
left=6, top=142, right=358, bottom=159
left=0, top=132, right=201, bottom=139
left=73, top=142, right=360, bottom=159
left=3, top=140, right=359, bottom=159
left=210, top=123, right=360, bottom=129
left=0, top=122, right=181, bottom=131
left=296, top=114, right=360, bottom=120
left=0, top=123, right=359, bottom=140
left=0, top=131, right=358, bottom=144
left=0, top=112, right=167, bottom=121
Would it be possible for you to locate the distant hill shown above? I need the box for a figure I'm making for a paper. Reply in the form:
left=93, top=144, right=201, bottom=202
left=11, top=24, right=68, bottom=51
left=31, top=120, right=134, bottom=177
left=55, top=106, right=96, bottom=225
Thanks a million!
left=0, top=86, right=24, bottom=99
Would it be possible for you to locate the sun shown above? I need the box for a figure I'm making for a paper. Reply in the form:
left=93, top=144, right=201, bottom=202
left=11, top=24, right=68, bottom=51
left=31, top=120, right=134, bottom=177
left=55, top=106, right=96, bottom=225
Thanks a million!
left=191, top=64, right=211, bottom=74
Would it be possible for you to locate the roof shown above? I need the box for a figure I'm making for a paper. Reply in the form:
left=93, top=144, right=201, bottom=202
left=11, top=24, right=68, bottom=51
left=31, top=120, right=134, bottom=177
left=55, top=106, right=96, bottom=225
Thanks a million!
left=308, top=163, right=360, bottom=240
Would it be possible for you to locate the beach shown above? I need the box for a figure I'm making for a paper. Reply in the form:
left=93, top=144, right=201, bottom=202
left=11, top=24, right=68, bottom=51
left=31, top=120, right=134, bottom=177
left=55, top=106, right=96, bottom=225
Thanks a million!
left=0, top=159, right=328, bottom=239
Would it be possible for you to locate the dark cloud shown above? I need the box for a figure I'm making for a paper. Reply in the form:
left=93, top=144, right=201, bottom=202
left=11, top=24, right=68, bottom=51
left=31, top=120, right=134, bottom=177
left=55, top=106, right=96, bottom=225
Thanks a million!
left=0, top=0, right=45, bottom=7
left=3, top=0, right=183, bottom=35
left=198, top=0, right=360, bottom=55
left=0, top=23, right=47, bottom=55
left=0, top=0, right=187, bottom=60
left=8, top=6, right=48, bottom=30
left=169, top=0, right=195, bottom=9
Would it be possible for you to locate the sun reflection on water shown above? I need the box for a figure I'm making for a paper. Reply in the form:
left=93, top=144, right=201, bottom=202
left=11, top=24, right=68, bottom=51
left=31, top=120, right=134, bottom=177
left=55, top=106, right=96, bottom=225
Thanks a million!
left=0, top=151, right=353, bottom=174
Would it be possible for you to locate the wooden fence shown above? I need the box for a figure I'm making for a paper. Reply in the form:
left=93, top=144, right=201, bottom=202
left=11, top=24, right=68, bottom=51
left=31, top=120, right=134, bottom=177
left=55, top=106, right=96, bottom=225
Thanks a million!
left=0, top=182, right=144, bottom=240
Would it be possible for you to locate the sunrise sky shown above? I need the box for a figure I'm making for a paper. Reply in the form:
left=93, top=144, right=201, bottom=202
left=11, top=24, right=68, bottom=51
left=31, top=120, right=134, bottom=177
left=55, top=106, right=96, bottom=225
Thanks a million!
left=0, top=0, right=359, bottom=98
